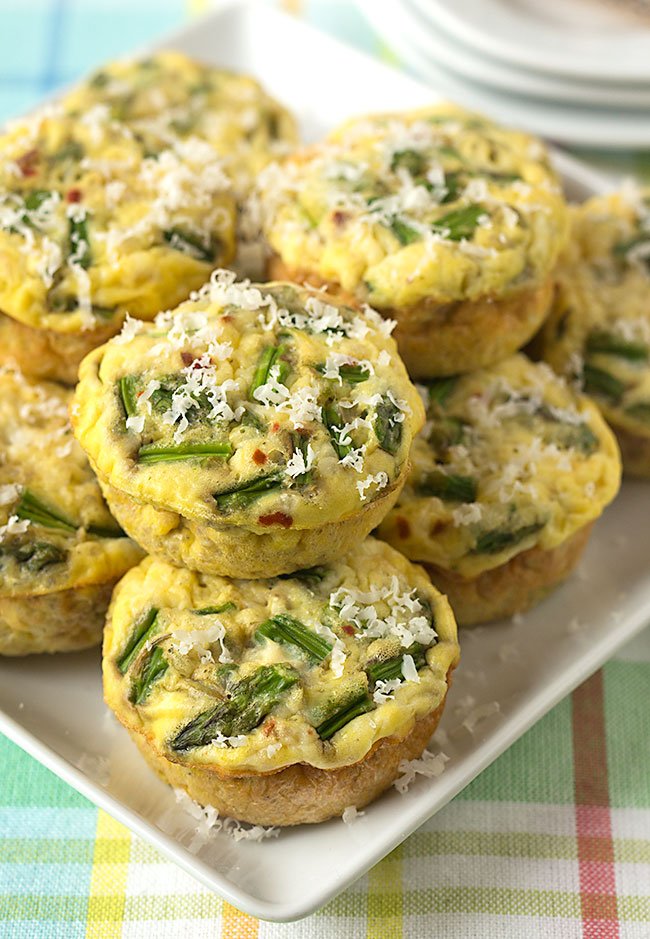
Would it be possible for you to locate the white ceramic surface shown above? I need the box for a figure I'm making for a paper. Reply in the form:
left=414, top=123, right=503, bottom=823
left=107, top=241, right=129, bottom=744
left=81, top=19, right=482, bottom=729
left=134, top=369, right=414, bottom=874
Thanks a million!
left=399, top=0, right=650, bottom=108
left=1, top=1, right=647, bottom=924
left=410, top=0, right=650, bottom=83
left=361, top=0, right=650, bottom=149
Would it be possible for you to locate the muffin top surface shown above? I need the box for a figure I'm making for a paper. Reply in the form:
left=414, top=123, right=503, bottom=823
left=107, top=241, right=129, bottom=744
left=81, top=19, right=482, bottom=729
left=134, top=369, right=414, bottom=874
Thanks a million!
left=72, top=274, right=424, bottom=531
left=259, top=104, right=568, bottom=310
left=0, top=367, right=142, bottom=597
left=542, top=189, right=650, bottom=440
left=377, top=355, right=621, bottom=577
left=103, top=539, right=459, bottom=772
left=0, top=102, right=235, bottom=334
left=62, top=50, right=297, bottom=193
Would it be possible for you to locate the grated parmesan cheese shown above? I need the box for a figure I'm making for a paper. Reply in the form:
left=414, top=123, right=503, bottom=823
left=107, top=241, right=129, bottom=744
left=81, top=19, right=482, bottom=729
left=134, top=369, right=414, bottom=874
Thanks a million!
left=393, top=749, right=449, bottom=794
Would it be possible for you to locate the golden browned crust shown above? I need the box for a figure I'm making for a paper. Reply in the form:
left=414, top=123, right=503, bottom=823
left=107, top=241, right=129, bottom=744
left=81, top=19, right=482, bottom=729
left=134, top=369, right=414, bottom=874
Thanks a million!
left=0, top=579, right=117, bottom=655
left=0, top=311, right=120, bottom=386
left=424, top=522, right=594, bottom=627
left=268, top=258, right=554, bottom=378
left=611, top=424, right=650, bottom=479
left=126, top=688, right=450, bottom=826
left=100, top=464, right=409, bottom=579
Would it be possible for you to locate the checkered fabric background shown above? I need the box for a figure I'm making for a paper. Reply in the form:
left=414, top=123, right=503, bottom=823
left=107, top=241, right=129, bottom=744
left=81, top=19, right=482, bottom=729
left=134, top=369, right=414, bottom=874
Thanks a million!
left=0, top=2, right=649, bottom=936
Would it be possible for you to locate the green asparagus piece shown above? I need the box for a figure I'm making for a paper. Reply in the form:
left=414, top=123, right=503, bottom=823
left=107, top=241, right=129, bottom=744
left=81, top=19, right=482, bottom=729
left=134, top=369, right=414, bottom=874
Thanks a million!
left=473, top=522, right=544, bottom=555
left=374, top=395, right=403, bottom=455
left=315, top=692, right=375, bottom=741
left=23, top=189, right=53, bottom=213
left=582, top=364, right=626, bottom=402
left=625, top=401, right=650, bottom=423
left=417, top=470, right=477, bottom=503
left=170, top=664, right=299, bottom=750
left=119, top=375, right=138, bottom=419
left=428, top=416, right=466, bottom=453
left=51, top=141, right=84, bottom=164
left=163, top=228, right=214, bottom=262
left=323, top=403, right=352, bottom=459
left=315, top=362, right=370, bottom=384
left=130, top=645, right=168, bottom=705
left=214, top=472, right=283, bottom=512
left=255, top=613, right=333, bottom=664
left=137, top=441, right=233, bottom=463
left=389, top=217, right=420, bottom=246
left=390, top=149, right=427, bottom=177
left=68, top=213, right=91, bottom=269
left=117, top=608, right=159, bottom=675
left=367, top=646, right=427, bottom=685
left=11, top=540, right=68, bottom=572
left=586, top=330, right=647, bottom=361
left=548, top=422, right=599, bottom=456
left=250, top=342, right=290, bottom=397
left=431, top=204, right=484, bottom=241
left=16, top=490, right=76, bottom=533
left=193, top=602, right=237, bottom=615
left=278, top=566, right=327, bottom=585
left=613, top=234, right=650, bottom=258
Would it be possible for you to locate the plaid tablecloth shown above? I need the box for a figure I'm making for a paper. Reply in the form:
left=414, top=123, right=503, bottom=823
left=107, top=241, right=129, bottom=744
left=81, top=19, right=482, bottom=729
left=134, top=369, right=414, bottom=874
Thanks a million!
left=1, top=2, right=649, bottom=936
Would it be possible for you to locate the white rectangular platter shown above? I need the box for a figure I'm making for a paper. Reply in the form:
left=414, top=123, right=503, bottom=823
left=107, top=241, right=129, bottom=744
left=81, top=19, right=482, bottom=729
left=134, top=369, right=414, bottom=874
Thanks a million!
left=0, top=0, right=646, bottom=923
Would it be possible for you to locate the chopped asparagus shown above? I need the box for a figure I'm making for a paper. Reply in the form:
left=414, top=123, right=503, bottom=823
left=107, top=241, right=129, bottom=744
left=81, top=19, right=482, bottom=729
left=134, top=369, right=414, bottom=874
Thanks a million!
left=315, top=362, right=370, bottom=384
left=390, top=149, right=427, bottom=177
left=473, top=522, right=544, bottom=555
left=374, top=395, right=403, bottom=455
left=367, top=646, right=427, bottom=685
left=130, top=645, right=168, bottom=705
left=170, top=664, right=299, bottom=750
left=117, top=608, right=159, bottom=675
left=548, top=422, right=599, bottom=456
left=163, top=228, right=214, bottom=262
left=428, top=416, right=466, bottom=452
left=11, top=540, right=67, bottom=572
left=431, top=204, right=484, bottom=241
left=583, top=364, right=626, bottom=402
left=214, top=472, right=283, bottom=512
left=426, top=376, right=458, bottom=407
left=68, top=213, right=91, bottom=269
left=137, top=441, right=233, bottom=463
left=193, top=602, right=237, bottom=615
left=586, top=330, right=647, bottom=361
left=389, top=217, right=420, bottom=246
left=625, top=401, right=650, bottom=423
left=119, top=375, right=138, bottom=419
left=250, top=342, right=290, bottom=397
left=278, top=566, right=327, bottom=585
left=16, top=490, right=76, bottom=533
left=323, top=403, right=352, bottom=459
left=417, top=470, right=477, bottom=502
left=315, top=692, right=374, bottom=741
left=256, top=613, right=333, bottom=664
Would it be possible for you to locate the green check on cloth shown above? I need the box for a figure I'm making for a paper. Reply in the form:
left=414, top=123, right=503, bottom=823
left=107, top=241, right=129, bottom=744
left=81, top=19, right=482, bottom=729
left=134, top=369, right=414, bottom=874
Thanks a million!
left=0, top=2, right=649, bottom=936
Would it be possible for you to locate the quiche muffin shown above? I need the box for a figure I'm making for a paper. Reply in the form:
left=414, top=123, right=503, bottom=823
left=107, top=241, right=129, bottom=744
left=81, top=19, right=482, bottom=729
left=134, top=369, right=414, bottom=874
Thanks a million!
left=259, top=104, right=568, bottom=378
left=61, top=50, right=297, bottom=196
left=72, top=273, right=424, bottom=579
left=0, top=367, right=142, bottom=655
left=103, top=539, right=459, bottom=825
left=377, top=355, right=621, bottom=625
left=539, top=189, right=650, bottom=477
left=0, top=102, right=235, bottom=383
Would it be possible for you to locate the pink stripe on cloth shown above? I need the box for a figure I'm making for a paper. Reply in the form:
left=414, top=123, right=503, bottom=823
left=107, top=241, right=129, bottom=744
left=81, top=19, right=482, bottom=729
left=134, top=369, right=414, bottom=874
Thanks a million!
left=572, top=670, right=619, bottom=939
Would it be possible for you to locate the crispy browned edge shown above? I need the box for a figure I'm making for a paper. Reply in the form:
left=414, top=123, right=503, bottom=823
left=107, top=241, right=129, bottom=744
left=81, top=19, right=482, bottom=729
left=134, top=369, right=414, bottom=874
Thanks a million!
left=0, top=579, right=117, bottom=655
left=99, top=461, right=410, bottom=580
left=0, top=311, right=120, bottom=386
left=117, top=665, right=455, bottom=827
left=268, top=257, right=554, bottom=379
left=423, top=522, right=594, bottom=627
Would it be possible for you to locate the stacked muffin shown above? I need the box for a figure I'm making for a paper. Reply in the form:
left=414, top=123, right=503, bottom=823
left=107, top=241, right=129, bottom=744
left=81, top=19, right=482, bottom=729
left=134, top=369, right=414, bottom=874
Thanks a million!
left=259, top=104, right=622, bottom=626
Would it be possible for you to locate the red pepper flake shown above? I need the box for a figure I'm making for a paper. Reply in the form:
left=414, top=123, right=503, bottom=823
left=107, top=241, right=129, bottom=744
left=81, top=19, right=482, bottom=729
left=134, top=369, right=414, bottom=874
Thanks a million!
left=221, top=314, right=233, bottom=323
left=262, top=718, right=276, bottom=737
left=342, top=624, right=356, bottom=636
left=396, top=516, right=411, bottom=539
left=332, top=210, right=349, bottom=227
left=258, top=511, right=292, bottom=529
left=17, top=149, right=39, bottom=177
left=180, top=351, right=195, bottom=366
left=271, top=422, right=280, bottom=433
left=66, top=188, right=82, bottom=203
left=252, top=449, right=267, bottom=465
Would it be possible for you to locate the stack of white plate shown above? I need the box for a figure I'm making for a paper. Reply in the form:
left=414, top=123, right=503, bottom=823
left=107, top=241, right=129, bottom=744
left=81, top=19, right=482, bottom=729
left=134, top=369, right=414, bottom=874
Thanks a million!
left=358, top=0, right=650, bottom=148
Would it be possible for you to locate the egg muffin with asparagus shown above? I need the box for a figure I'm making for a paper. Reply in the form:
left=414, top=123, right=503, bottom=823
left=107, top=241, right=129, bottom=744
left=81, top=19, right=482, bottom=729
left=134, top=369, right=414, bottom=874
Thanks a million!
left=103, top=538, right=459, bottom=825
left=259, top=104, right=567, bottom=378
left=0, top=102, right=235, bottom=384
left=539, top=189, right=650, bottom=477
left=61, top=50, right=297, bottom=197
left=0, top=367, right=142, bottom=655
left=377, top=355, right=621, bottom=626
left=72, top=273, right=424, bottom=579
